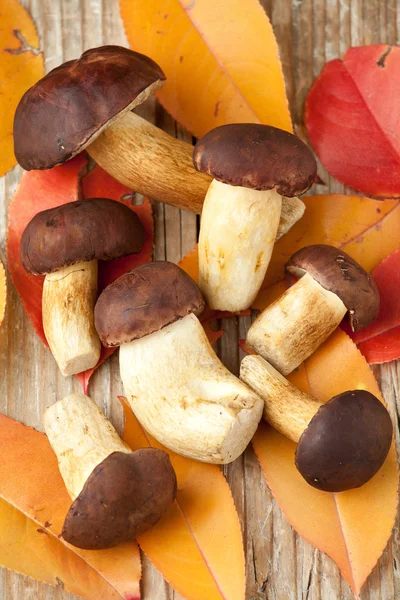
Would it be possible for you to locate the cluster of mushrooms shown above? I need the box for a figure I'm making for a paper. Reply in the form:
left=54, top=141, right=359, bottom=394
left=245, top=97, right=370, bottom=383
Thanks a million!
left=14, top=45, right=393, bottom=550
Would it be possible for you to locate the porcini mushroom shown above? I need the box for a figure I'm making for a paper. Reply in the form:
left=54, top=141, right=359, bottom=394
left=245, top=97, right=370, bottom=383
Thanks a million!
left=240, top=355, right=392, bottom=492
left=247, top=245, right=380, bottom=375
left=94, top=261, right=263, bottom=464
left=44, top=393, right=176, bottom=549
left=13, top=45, right=303, bottom=239
left=193, top=124, right=317, bottom=311
left=20, top=198, right=144, bottom=376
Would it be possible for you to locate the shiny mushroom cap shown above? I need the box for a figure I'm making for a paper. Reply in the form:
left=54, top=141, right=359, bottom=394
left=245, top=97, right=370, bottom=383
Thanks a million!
left=193, top=123, right=317, bottom=196
left=20, top=198, right=145, bottom=275
left=62, top=448, right=177, bottom=550
left=94, top=261, right=205, bottom=347
left=14, top=45, right=165, bottom=170
left=296, top=390, right=392, bottom=492
left=286, top=245, right=380, bottom=331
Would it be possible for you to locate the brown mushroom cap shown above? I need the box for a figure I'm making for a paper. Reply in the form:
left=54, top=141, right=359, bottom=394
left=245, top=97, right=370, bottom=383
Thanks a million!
left=95, top=261, right=205, bottom=347
left=14, top=45, right=165, bottom=171
left=193, top=124, right=317, bottom=196
left=295, top=390, right=392, bottom=492
left=62, top=448, right=177, bottom=550
left=286, top=245, right=380, bottom=331
left=20, top=198, right=145, bottom=275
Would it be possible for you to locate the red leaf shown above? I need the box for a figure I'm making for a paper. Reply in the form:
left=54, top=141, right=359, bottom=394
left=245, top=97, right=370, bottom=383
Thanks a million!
left=349, top=249, right=400, bottom=363
left=305, top=45, right=400, bottom=197
left=7, top=161, right=154, bottom=392
left=7, top=155, right=87, bottom=342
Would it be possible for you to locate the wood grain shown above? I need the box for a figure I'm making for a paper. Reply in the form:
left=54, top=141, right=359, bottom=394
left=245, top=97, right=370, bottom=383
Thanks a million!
left=0, top=1, right=399, bottom=599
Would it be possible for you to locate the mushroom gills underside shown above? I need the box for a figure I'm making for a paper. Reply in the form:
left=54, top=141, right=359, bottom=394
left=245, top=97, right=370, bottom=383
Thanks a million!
left=120, top=313, right=263, bottom=464
left=198, top=179, right=282, bottom=312
left=246, top=272, right=347, bottom=375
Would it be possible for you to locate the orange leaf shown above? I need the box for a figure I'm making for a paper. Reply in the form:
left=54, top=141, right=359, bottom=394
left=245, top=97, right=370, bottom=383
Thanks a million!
left=120, top=0, right=292, bottom=137
left=121, top=398, right=245, bottom=600
left=252, top=330, right=398, bottom=596
left=0, top=415, right=141, bottom=599
left=0, top=261, right=6, bottom=327
left=0, top=0, right=44, bottom=176
left=260, top=194, right=400, bottom=293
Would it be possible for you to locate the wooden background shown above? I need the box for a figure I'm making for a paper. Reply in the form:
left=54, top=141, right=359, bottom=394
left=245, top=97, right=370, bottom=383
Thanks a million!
left=0, top=0, right=399, bottom=598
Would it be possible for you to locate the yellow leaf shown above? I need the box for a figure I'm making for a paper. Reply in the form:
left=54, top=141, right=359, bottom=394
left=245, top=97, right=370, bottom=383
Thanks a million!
left=0, top=0, right=44, bottom=176
left=120, top=0, right=292, bottom=136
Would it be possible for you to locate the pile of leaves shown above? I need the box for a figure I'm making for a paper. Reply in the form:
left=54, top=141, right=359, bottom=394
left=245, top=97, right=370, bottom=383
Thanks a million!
left=1, top=0, right=400, bottom=599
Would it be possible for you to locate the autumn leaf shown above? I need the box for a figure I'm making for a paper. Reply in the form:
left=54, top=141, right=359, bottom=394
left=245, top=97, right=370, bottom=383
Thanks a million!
left=252, top=330, right=398, bottom=596
left=121, top=398, right=245, bottom=600
left=7, top=159, right=154, bottom=392
left=0, top=414, right=141, bottom=599
left=349, top=249, right=400, bottom=364
left=0, top=261, right=6, bottom=327
left=305, top=45, right=400, bottom=197
left=0, top=0, right=44, bottom=176
left=120, top=0, right=292, bottom=137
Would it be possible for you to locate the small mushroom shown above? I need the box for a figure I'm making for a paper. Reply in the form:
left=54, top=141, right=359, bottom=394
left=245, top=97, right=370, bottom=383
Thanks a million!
left=44, top=393, right=176, bottom=549
left=193, top=124, right=317, bottom=312
left=94, top=261, right=263, bottom=464
left=240, top=355, right=393, bottom=492
left=13, top=45, right=304, bottom=239
left=247, top=245, right=380, bottom=375
left=20, top=198, right=144, bottom=376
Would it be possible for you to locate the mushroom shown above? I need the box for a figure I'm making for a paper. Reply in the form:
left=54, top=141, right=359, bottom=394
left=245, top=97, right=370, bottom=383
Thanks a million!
left=240, top=355, right=393, bottom=492
left=44, top=393, right=176, bottom=549
left=247, top=245, right=380, bottom=375
left=14, top=45, right=303, bottom=239
left=94, top=261, right=263, bottom=464
left=193, top=124, right=317, bottom=312
left=20, top=197, right=144, bottom=376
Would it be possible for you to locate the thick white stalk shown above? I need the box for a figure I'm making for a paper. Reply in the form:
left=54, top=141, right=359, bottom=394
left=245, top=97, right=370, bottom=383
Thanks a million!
left=42, top=260, right=101, bottom=376
left=198, top=179, right=282, bottom=312
left=120, top=313, right=263, bottom=464
left=247, top=273, right=347, bottom=375
left=44, top=393, right=130, bottom=500
left=240, top=355, right=321, bottom=442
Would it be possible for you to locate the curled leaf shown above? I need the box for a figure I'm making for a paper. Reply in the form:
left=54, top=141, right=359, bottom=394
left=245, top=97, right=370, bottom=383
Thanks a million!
left=305, top=45, right=400, bottom=197
left=0, top=0, right=44, bottom=176
left=252, top=330, right=398, bottom=596
left=120, top=0, right=292, bottom=136
left=121, top=398, right=245, bottom=600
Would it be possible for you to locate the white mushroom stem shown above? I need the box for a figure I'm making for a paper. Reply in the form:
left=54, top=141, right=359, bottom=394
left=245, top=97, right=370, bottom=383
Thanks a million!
left=240, top=355, right=322, bottom=442
left=119, top=313, right=263, bottom=464
left=246, top=272, right=347, bottom=375
left=44, top=393, right=130, bottom=500
left=87, top=110, right=303, bottom=239
left=42, top=260, right=101, bottom=377
left=198, top=179, right=282, bottom=312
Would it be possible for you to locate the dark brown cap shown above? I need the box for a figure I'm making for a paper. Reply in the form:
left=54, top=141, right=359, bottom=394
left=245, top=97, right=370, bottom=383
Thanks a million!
left=95, top=261, right=205, bottom=347
left=286, top=245, right=380, bottom=331
left=295, top=390, right=392, bottom=492
left=62, top=448, right=177, bottom=550
left=14, top=45, right=165, bottom=170
left=193, top=124, right=317, bottom=195
left=20, top=198, right=145, bottom=275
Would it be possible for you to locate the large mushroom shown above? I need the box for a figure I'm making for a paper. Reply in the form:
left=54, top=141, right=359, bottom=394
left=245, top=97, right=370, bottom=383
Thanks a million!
left=240, top=355, right=393, bottom=492
left=14, top=45, right=303, bottom=238
left=44, top=393, right=176, bottom=549
left=247, top=245, right=380, bottom=375
left=193, top=124, right=317, bottom=312
left=20, top=198, right=144, bottom=376
left=94, top=261, right=263, bottom=464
